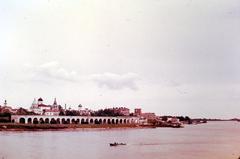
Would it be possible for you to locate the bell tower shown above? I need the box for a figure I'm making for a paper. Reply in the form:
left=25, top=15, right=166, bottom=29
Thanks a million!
left=3, top=100, right=7, bottom=107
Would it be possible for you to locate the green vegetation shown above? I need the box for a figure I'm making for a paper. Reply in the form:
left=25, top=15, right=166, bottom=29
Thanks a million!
left=177, top=116, right=192, bottom=124
left=65, top=110, right=80, bottom=116
left=0, top=113, right=11, bottom=123
left=161, top=116, right=192, bottom=124
left=15, top=107, right=36, bottom=115
left=91, top=108, right=124, bottom=116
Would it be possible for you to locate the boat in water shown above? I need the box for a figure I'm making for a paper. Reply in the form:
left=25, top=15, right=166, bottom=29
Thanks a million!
left=109, top=142, right=126, bottom=146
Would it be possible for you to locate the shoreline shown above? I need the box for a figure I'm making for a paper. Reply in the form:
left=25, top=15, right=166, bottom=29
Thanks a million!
left=0, top=123, right=148, bottom=131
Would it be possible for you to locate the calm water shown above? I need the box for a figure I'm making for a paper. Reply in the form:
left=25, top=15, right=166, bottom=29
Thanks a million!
left=0, top=121, right=240, bottom=159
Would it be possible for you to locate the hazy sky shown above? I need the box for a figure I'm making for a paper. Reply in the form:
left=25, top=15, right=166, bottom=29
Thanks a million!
left=1, top=0, right=240, bottom=118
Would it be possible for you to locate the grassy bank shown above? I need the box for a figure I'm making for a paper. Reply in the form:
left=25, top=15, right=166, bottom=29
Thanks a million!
left=0, top=123, right=141, bottom=131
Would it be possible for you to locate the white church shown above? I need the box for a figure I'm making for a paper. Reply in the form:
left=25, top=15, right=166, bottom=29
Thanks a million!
left=30, top=98, right=60, bottom=116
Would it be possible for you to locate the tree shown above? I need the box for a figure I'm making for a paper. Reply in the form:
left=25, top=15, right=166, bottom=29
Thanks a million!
left=162, top=116, right=168, bottom=121
left=16, top=108, right=29, bottom=115
left=177, top=116, right=185, bottom=121
left=0, top=112, right=11, bottom=123
left=59, top=110, right=65, bottom=116
left=16, top=107, right=37, bottom=115
left=185, top=116, right=192, bottom=124
left=92, top=108, right=124, bottom=117
left=65, top=110, right=80, bottom=116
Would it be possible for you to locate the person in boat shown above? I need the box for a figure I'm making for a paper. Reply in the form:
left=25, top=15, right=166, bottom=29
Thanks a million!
left=109, top=142, right=126, bottom=146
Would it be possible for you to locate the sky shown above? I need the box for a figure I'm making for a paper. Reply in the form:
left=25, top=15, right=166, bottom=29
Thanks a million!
left=0, top=0, right=240, bottom=118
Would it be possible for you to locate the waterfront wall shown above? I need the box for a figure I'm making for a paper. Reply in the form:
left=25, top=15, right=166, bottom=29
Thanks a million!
left=11, top=115, right=139, bottom=125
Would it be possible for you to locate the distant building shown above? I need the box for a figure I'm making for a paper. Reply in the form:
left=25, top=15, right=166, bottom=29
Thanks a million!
left=30, top=98, right=60, bottom=116
left=44, top=109, right=60, bottom=116
left=79, top=108, right=92, bottom=116
left=134, top=108, right=142, bottom=116
left=141, top=112, right=156, bottom=120
left=166, top=117, right=180, bottom=124
left=0, top=100, right=18, bottom=114
left=113, top=107, right=130, bottom=116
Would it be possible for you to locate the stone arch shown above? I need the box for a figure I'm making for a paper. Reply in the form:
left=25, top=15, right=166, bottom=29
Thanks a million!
left=39, top=118, right=44, bottom=124
left=33, top=118, right=39, bottom=124
left=111, top=119, right=115, bottom=124
left=66, top=118, right=70, bottom=124
left=81, top=118, right=85, bottom=124
left=120, top=119, right=123, bottom=124
left=62, top=118, right=66, bottom=124
left=127, top=119, right=130, bottom=124
left=45, top=118, right=50, bottom=124
left=90, top=119, right=94, bottom=124
left=103, top=119, right=106, bottom=124
left=94, top=119, right=99, bottom=124
left=56, top=118, right=60, bottom=124
left=131, top=119, right=134, bottom=123
left=76, top=119, right=80, bottom=124
left=86, top=118, right=89, bottom=124
left=124, top=119, right=127, bottom=124
left=116, top=119, right=119, bottom=124
left=11, top=119, right=15, bottom=123
left=27, top=118, right=32, bottom=124
left=134, top=119, right=138, bottom=124
left=99, top=119, right=102, bottom=124
left=19, top=118, right=25, bottom=124
left=107, top=119, right=111, bottom=124
left=71, top=119, right=76, bottom=124
left=50, top=118, right=57, bottom=124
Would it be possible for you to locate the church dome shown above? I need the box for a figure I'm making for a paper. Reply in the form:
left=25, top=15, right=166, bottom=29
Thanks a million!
left=38, top=98, right=43, bottom=101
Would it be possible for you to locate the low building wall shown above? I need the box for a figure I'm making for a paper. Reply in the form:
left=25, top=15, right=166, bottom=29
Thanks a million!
left=11, top=115, right=139, bottom=125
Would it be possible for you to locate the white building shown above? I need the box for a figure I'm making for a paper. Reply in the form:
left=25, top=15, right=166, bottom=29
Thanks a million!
left=30, top=98, right=60, bottom=116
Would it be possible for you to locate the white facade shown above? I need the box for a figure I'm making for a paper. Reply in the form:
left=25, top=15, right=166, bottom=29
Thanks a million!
left=30, top=98, right=60, bottom=115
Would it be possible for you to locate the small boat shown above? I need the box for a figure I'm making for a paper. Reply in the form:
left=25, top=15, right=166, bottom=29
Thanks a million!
left=109, top=142, right=126, bottom=146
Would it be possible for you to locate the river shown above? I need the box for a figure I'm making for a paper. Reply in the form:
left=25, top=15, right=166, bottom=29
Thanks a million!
left=0, top=121, right=240, bottom=159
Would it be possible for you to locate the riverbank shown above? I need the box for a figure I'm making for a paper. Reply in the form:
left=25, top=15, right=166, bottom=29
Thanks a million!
left=0, top=123, right=144, bottom=131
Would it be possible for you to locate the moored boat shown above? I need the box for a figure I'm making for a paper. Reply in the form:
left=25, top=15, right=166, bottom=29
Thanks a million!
left=109, top=142, right=126, bottom=146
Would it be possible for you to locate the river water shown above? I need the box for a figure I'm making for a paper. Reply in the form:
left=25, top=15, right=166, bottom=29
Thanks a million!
left=0, top=121, right=240, bottom=159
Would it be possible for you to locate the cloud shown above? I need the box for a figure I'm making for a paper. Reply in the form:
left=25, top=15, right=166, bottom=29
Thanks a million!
left=90, top=72, right=139, bottom=90
left=25, top=62, right=139, bottom=90
left=25, top=61, right=80, bottom=82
